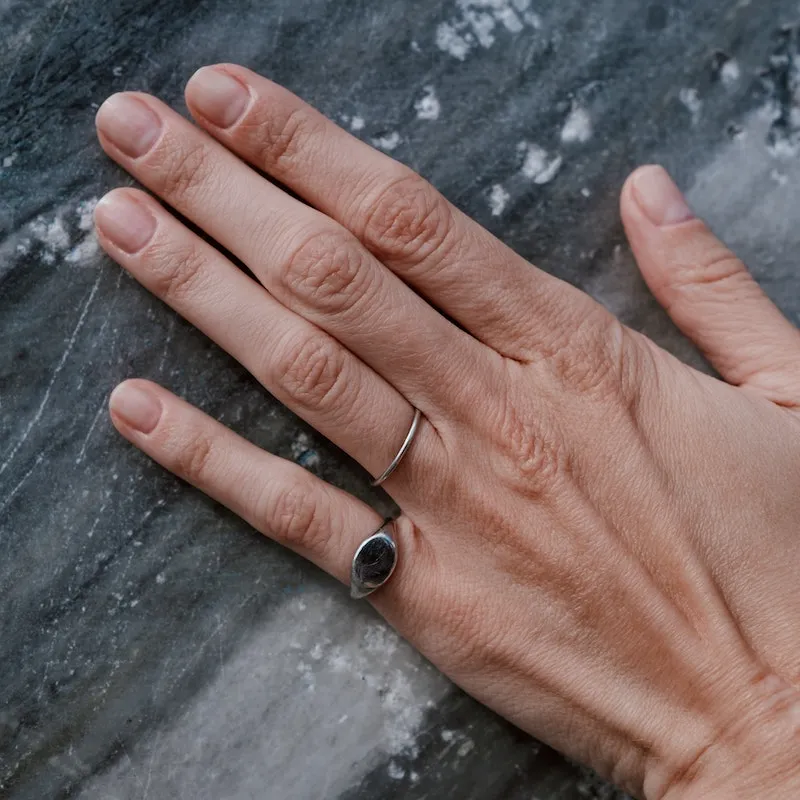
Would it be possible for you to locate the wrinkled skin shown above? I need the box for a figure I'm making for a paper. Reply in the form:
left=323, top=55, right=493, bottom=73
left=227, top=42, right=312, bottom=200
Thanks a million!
left=93, top=64, right=800, bottom=799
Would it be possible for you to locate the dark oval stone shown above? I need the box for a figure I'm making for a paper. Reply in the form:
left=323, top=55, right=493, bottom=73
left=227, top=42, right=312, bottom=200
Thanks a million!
left=350, top=532, right=397, bottom=599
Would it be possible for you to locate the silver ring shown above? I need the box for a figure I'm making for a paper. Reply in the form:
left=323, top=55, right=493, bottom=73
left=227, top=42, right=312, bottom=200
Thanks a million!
left=371, top=408, right=422, bottom=487
left=350, top=522, right=398, bottom=599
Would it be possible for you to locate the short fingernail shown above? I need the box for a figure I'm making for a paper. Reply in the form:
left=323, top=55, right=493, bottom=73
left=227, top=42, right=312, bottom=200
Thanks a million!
left=632, top=166, right=694, bottom=226
left=96, top=94, right=161, bottom=158
left=109, top=382, right=162, bottom=434
left=95, top=193, right=157, bottom=254
left=187, top=67, right=249, bottom=128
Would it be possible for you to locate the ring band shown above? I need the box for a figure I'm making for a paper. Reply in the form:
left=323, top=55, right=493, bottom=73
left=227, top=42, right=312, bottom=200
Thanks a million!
left=350, top=521, right=398, bottom=599
left=372, top=408, right=422, bottom=487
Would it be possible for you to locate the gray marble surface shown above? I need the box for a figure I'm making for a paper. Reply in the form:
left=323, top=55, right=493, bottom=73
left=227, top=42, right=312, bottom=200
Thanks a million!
left=2, top=1, right=800, bottom=798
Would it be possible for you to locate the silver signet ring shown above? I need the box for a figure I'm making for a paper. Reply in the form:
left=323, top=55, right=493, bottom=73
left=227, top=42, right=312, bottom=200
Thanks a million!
left=350, top=524, right=398, bottom=599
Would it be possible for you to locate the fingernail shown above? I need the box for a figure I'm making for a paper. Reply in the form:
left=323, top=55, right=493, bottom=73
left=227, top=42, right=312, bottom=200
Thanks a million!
left=632, top=166, right=694, bottom=226
left=94, top=193, right=157, bottom=254
left=187, top=67, right=249, bottom=128
left=109, top=382, right=162, bottom=434
left=96, top=94, right=161, bottom=158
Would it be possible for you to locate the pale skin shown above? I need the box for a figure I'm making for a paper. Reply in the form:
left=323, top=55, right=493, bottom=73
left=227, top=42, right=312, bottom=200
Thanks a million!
left=92, top=64, right=800, bottom=799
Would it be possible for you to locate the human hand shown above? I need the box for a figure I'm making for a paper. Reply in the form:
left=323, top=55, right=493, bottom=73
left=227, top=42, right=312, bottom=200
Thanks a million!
left=93, top=64, right=800, bottom=799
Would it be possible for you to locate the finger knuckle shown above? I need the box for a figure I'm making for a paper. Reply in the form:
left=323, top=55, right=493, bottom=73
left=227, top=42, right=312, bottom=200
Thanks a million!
left=361, top=173, right=454, bottom=264
left=272, top=332, right=349, bottom=412
left=154, top=138, right=213, bottom=202
left=539, top=308, right=629, bottom=403
left=554, top=326, right=623, bottom=400
left=267, top=481, right=328, bottom=553
left=280, top=227, right=371, bottom=314
left=669, top=248, right=750, bottom=299
left=173, top=431, right=215, bottom=486
left=148, top=240, right=208, bottom=301
left=494, top=397, right=569, bottom=496
left=257, top=106, right=318, bottom=172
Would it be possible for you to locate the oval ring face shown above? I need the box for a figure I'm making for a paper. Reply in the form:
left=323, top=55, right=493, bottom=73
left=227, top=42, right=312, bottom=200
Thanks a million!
left=350, top=528, right=398, bottom=599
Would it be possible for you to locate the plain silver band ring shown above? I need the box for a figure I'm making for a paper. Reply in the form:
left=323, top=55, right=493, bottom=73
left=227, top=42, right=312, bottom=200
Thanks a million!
left=371, top=408, right=422, bottom=487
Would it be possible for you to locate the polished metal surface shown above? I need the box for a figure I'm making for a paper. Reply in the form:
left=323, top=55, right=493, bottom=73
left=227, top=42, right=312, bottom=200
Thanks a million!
left=350, top=525, right=398, bottom=599
left=372, top=408, right=422, bottom=487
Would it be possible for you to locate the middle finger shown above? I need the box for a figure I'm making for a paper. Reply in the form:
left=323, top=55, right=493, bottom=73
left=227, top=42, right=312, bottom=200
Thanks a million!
left=95, top=92, right=493, bottom=415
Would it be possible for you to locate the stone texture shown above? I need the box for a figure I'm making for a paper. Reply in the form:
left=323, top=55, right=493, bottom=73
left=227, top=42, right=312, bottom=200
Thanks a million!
left=2, top=1, right=799, bottom=798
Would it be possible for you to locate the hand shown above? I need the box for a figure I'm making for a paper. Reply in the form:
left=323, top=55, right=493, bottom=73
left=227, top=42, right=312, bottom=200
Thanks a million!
left=93, top=65, right=800, bottom=799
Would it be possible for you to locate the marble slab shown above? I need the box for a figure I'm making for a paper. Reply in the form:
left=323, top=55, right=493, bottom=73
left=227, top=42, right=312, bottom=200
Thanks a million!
left=2, top=1, right=799, bottom=798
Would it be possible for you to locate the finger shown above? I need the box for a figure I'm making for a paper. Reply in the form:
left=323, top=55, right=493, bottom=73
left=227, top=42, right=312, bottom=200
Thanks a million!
left=184, top=64, right=589, bottom=361
left=94, top=187, right=440, bottom=491
left=94, top=92, right=486, bottom=411
left=107, top=378, right=428, bottom=594
left=621, top=165, right=800, bottom=405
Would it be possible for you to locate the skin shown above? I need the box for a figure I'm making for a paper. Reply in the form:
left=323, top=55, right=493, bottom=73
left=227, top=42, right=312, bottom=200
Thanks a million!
left=92, top=64, right=800, bottom=799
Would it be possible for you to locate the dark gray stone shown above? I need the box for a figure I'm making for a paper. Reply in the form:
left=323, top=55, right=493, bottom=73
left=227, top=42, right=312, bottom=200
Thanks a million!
left=2, top=1, right=798, bottom=798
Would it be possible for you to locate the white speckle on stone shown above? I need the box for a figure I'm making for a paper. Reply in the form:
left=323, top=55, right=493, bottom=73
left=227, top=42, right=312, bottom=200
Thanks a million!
left=679, top=88, right=702, bottom=125
left=519, top=141, right=563, bottom=184
left=768, top=137, right=799, bottom=159
left=770, top=169, right=789, bottom=185
left=524, top=10, right=542, bottom=28
left=76, top=197, right=99, bottom=231
left=464, top=9, right=496, bottom=48
left=488, top=184, right=510, bottom=216
left=494, top=5, right=523, bottom=32
left=296, top=661, right=315, bottom=689
left=414, top=85, right=441, bottom=121
left=155, top=572, right=166, bottom=585
left=757, top=101, right=781, bottom=123
left=3, top=152, right=18, bottom=168
left=720, top=58, right=741, bottom=87
left=17, top=239, right=31, bottom=255
left=309, top=642, right=324, bottom=660
left=363, top=623, right=400, bottom=656
left=372, top=132, right=402, bottom=152
left=440, top=729, right=455, bottom=742
left=350, top=115, right=365, bottom=132
left=289, top=432, right=321, bottom=468
left=457, top=738, right=475, bottom=757
left=112, top=65, right=123, bottom=77
left=65, top=235, right=99, bottom=264
left=387, top=761, right=405, bottom=780
left=436, top=1, right=542, bottom=60
left=29, top=208, right=93, bottom=265
left=436, top=21, right=470, bottom=60
left=291, top=432, right=311, bottom=459
left=581, top=187, right=592, bottom=198
left=31, top=215, right=70, bottom=252
left=411, top=40, right=421, bottom=53
left=560, top=104, right=593, bottom=144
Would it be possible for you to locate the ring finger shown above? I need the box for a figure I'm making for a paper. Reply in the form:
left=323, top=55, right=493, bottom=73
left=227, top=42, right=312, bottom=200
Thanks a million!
left=94, top=188, right=438, bottom=491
